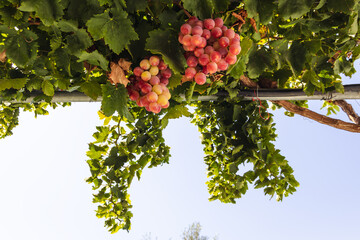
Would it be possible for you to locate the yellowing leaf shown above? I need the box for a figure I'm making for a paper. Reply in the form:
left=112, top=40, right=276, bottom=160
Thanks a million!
left=0, top=50, right=6, bottom=63
left=109, top=59, right=131, bottom=87
left=118, top=59, right=132, bottom=72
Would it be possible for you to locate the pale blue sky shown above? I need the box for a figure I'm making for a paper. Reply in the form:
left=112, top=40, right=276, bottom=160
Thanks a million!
left=0, top=75, right=360, bottom=239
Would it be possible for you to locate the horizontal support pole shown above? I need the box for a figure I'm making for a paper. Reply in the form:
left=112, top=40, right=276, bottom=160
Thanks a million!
left=3, top=84, right=360, bottom=103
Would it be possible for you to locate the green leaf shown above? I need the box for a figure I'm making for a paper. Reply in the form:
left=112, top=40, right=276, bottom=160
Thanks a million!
left=245, top=0, right=276, bottom=24
left=278, top=0, right=313, bottom=20
left=168, top=73, right=182, bottom=89
left=41, top=80, right=54, bottom=96
left=287, top=41, right=306, bottom=76
left=182, top=0, right=230, bottom=19
left=145, top=29, right=187, bottom=73
left=163, top=104, right=191, bottom=120
left=101, top=83, right=134, bottom=121
left=0, top=78, right=28, bottom=91
left=247, top=48, right=273, bottom=78
left=86, top=9, right=138, bottom=54
left=302, top=69, right=320, bottom=88
left=126, top=0, right=147, bottom=12
left=327, top=0, right=357, bottom=14
left=18, top=0, right=64, bottom=26
left=81, top=82, right=102, bottom=100
left=76, top=50, right=109, bottom=71
left=4, top=30, right=38, bottom=68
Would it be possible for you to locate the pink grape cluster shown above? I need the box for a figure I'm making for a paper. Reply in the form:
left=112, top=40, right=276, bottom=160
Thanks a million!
left=127, top=56, right=172, bottom=114
left=178, top=17, right=241, bottom=85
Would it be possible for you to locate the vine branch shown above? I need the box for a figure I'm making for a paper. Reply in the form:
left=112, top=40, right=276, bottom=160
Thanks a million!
left=238, top=75, right=360, bottom=133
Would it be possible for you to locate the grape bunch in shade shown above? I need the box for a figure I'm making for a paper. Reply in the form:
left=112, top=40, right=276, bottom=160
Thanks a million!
left=127, top=56, right=172, bottom=114
left=178, top=17, right=241, bottom=85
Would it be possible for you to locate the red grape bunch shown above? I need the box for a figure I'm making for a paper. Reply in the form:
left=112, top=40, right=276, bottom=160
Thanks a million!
left=178, top=16, right=241, bottom=85
left=127, top=56, right=172, bottom=114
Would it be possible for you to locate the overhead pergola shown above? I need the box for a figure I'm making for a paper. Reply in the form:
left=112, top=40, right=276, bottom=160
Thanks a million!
left=6, top=84, right=360, bottom=103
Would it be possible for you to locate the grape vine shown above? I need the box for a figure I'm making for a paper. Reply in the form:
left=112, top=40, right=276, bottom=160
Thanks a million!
left=1, top=0, right=360, bottom=234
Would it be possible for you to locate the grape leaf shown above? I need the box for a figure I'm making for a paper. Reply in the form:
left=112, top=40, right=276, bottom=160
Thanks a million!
left=76, top=50, right=109, bottom=71
left=41, top=80, right=55, bottom=96
left=126, top=0, right=147, bottom=12
left=18, top=0, right=64, bottom=26
left=145, top=29, right=186, bottom=73
left=81, top=82, right=102, bottom=100
left=101, top=83, right=134, bottom=121
left=182, top=0, right=230, bottom=19
left=162, top=104, right=191, bottom=120
left=245, top=0, right=276, bottom=24
left=4, top=30, right=38, bottom=68
left=278, top=0, right=313, bottom=20
left=327, top=0, right=357, bottom=14
left=0, top=78, right=28, bottom=91
left=86, top=9, right=138, bottom=54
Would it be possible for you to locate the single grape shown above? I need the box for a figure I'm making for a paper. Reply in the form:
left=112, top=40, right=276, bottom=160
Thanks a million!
left=198, top=54, right=210, bottom=66
left=202, top=29, right=211, bottom=40
left=214, top=18, right=223, bottom=28
left=224, top=29, right=235, bottom=39
left=229, top=44, right=241, bottom=55
left=194, top=48, right=204, bottom=57
left=157, top=94, right=169, bottom=107
left=225, top=53, right=237, bottom=65
left=211, top=27, right=223, bottom=38
left=158, top=60, right=168, bottom=70
left=149, top=56, right=160, bottom=66
left=161, top=68, right=172, bottom=78
left=160, top=77, right=169, bottom=85
left=149, top=102, right=162, bottom=113
left=194, top=72, right=206, bottom=85
left=152, top=84, right=163, bottom=95
left=192, top=26, right=203, bottom=36
left=204, top=19, right=215, bottom=30
left=182, top=34, right=192, bottom=46
left=140, top=82, right=152, bottom=94
left=141, top=71, right=151, bottom=81
left=180, top=23, right=192, bottom=35
left=185, top=67, right=197, bottom=79
left=140, top=59, right=151, bottom=70
left=191, top=35, right=203, bottom=47
left=146, top=91, right=158, bottom=103
left=204, top=46, right=214, bottom=55
left=149, top=76, right=160, bottom=85
left=186, top=55, right=198, bottom=68
left=133, top=67, right=143, bottom=77
left=218, top=37, right=230, bottom=48
left=210, top=51, right=221, bottom=63
left=207, top=62, right=218, bottom=74
left=217, top=59, right=228, bottom=71
left=149, top=66, right=159, bottom=76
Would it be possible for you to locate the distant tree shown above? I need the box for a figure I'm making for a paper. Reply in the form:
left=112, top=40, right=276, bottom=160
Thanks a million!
left=182, top=222, right=217, bottom=240
left=1, top=0, right=360, bottom=234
